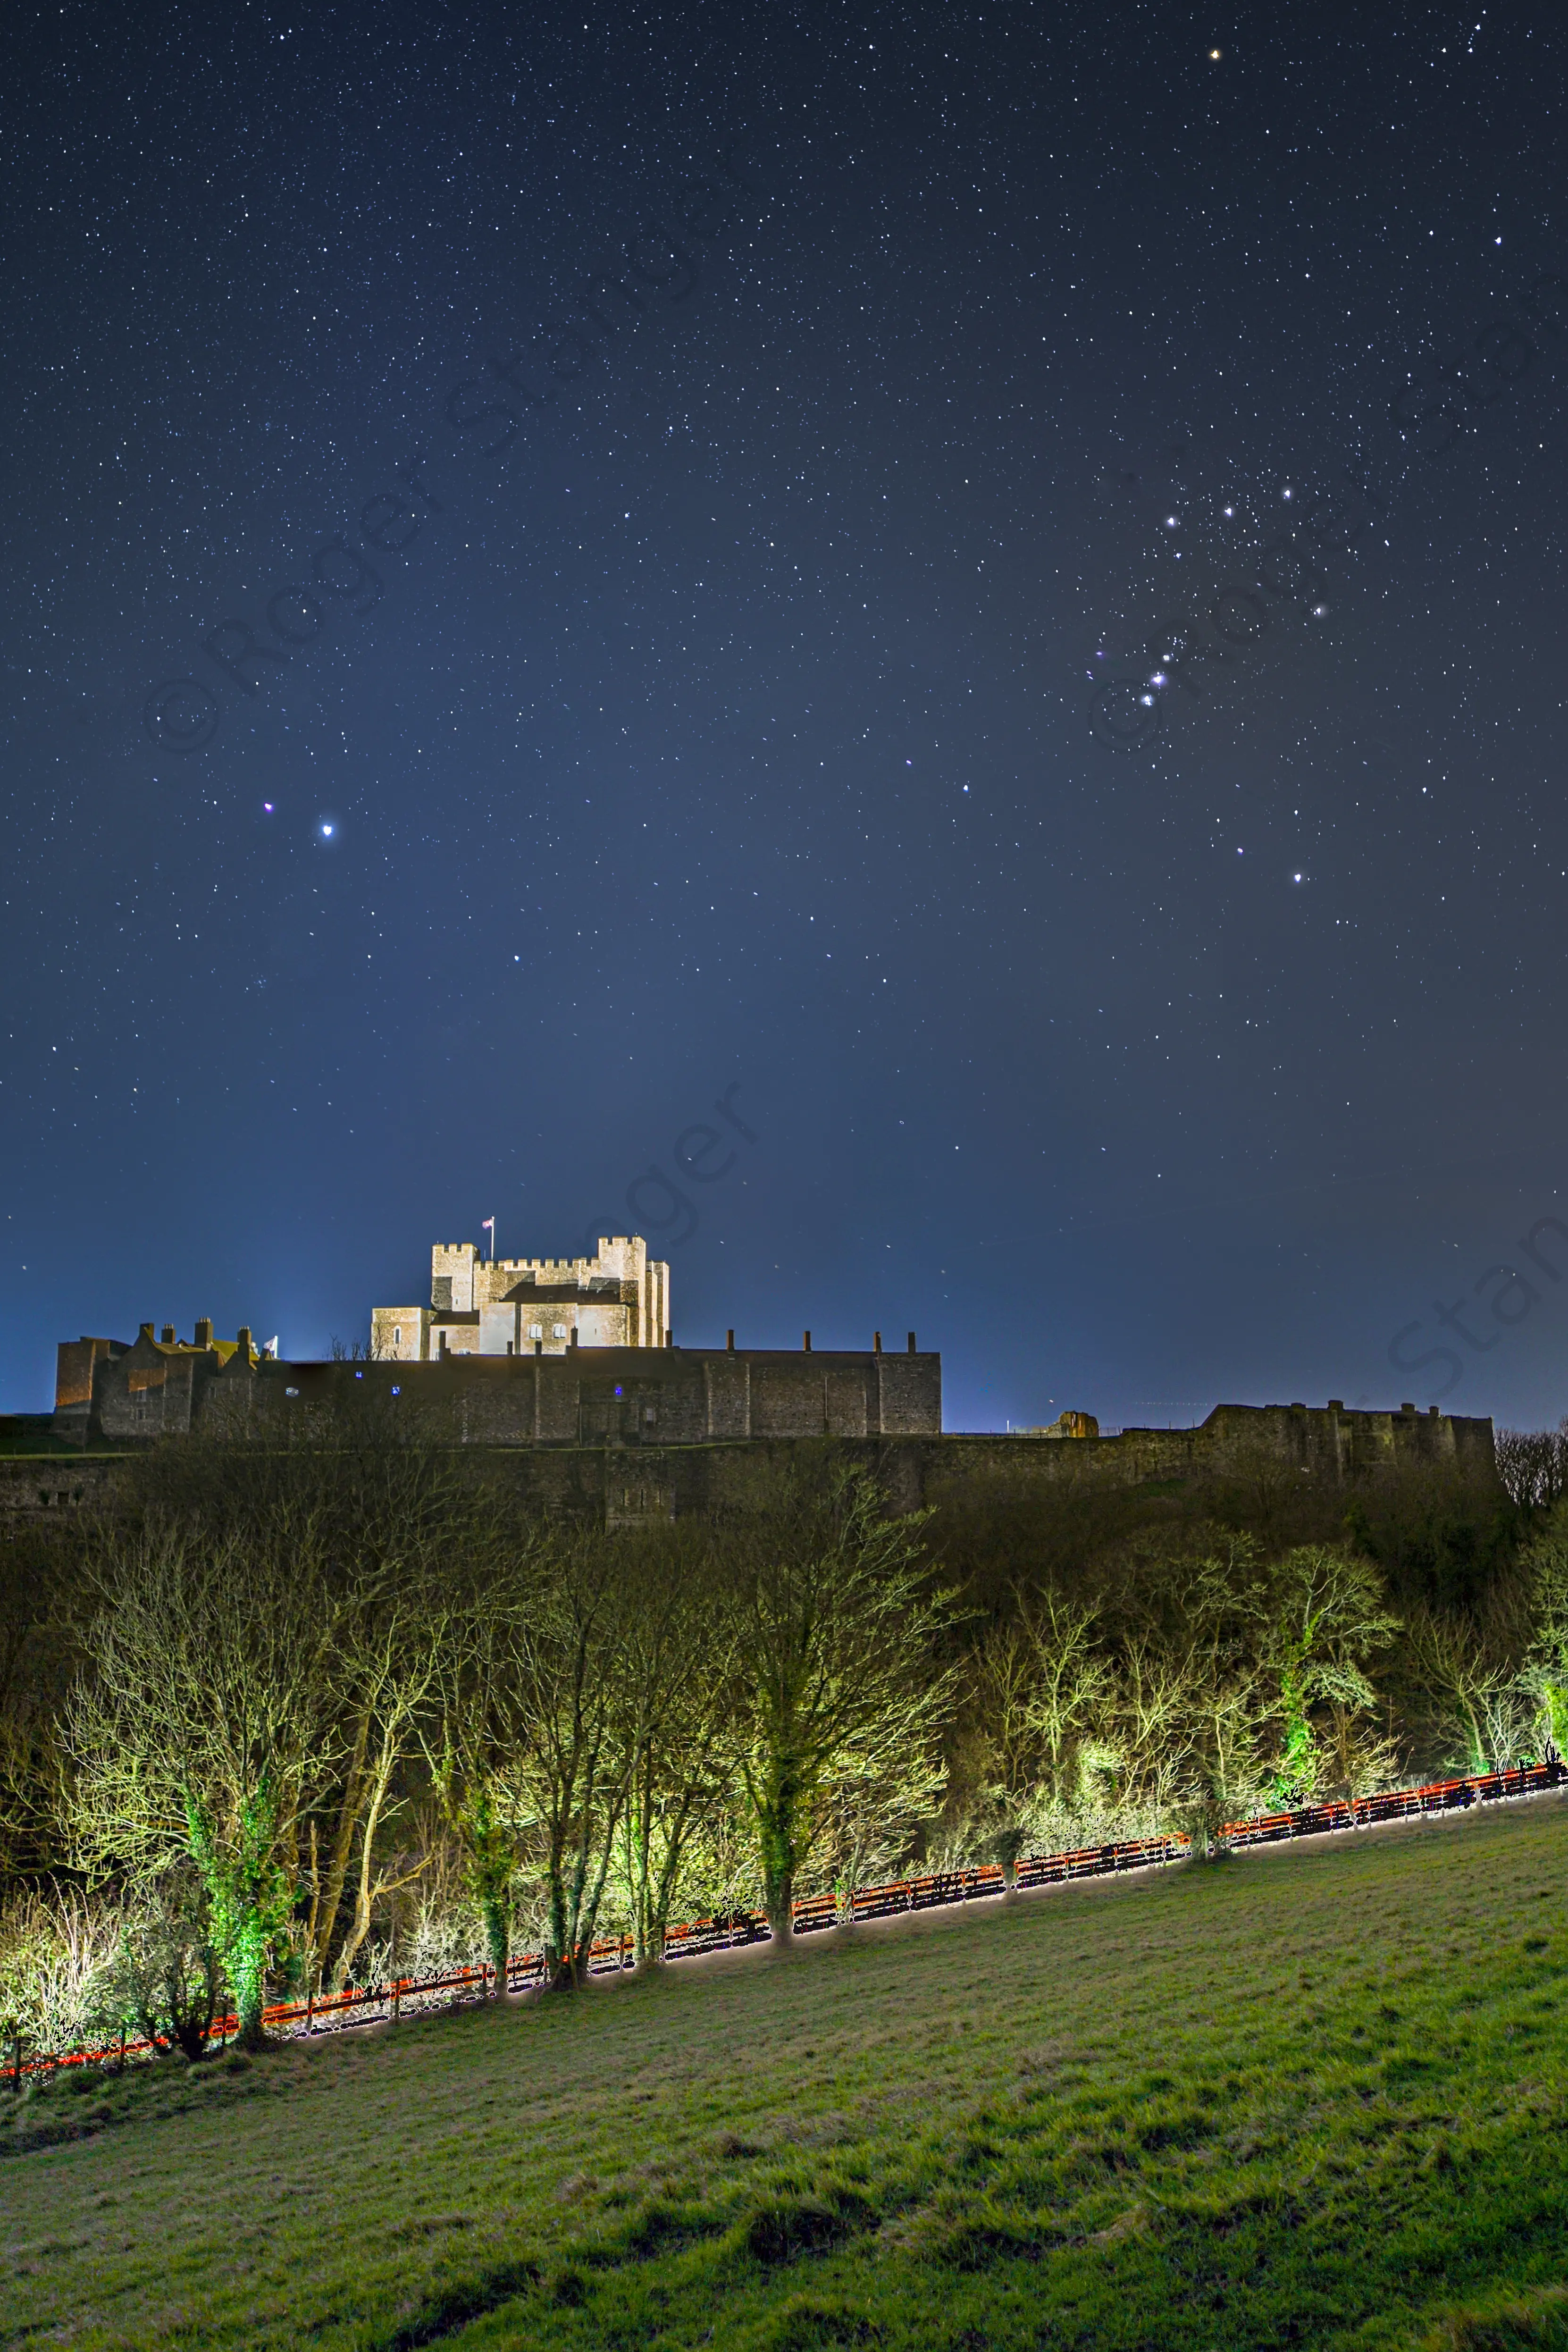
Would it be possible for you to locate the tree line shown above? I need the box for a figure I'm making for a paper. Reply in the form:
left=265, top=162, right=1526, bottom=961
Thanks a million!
left=3, top=1416, right=1567, bottom=2063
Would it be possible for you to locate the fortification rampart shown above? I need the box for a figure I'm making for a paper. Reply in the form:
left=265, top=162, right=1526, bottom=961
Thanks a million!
left=3, top=1394, right=1499, bottom=1531
left=195, top=1345, right=944, bottom=1448
left=933, top=1400, right=1498, bottom=1488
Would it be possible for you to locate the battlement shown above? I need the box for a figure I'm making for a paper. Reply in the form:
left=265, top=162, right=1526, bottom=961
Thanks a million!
left=378, top=1234, right=668, bottom=1361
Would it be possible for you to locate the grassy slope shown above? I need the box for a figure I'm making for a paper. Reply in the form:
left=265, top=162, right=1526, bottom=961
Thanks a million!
left=5, top=1799, right=1568, bottom=2352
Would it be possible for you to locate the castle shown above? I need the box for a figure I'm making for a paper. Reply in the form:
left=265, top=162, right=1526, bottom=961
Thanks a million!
left=50, top=1233, right=941, bottom=1449
left=370, top=1235, right=669, bottom=1360
left=32, top=1229, right=1500, bottom=1531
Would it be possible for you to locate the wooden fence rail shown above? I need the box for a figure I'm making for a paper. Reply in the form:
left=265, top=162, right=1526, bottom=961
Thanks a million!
left=9, top=1759, right=1562, bottom=2085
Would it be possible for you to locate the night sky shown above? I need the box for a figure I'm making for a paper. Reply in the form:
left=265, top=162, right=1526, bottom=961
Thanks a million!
left=4, top=1, right=1567, bottom=1433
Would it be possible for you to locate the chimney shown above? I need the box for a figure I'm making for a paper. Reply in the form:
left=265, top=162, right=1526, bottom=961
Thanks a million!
left=907, top=1331, right=916, bottom=1354
left=570, top=1327, right=579, bottom=1349
left=139, top=1322, right=155, bottom=1342
left=160, top=1324, right=176, bottom=1345
left=194, top=1318, right=214, bottom=1349
left=665, top=1327, right=673, bottom=1349
left=803, top=1331, right=812, bottom=1352
left=236, top=1326, right=253, bottom=1358
left=726, top=1329, right=735, bottom=1351
left=534, top=1337, right=543, bottom=1356
left=874, top=1331, right=882, bottom=1354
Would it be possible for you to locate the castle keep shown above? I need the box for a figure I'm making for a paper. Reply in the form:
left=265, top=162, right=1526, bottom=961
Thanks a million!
left=371, top=1235, right=669, bottom=1361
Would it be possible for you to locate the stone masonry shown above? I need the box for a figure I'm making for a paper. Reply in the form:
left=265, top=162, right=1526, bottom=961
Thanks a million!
left=371, top=1235, right=669, bottom=1362
left=54, top=1320, right=266, bottom=1445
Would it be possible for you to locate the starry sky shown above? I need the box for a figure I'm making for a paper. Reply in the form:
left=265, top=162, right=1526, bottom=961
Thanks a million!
left=3, top=0, right=1568, bottom=1432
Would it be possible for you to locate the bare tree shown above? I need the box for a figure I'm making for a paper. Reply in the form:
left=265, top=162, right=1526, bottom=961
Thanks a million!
left=437, top=1525, right=677, bottom=1992
left=511, top=1533, right=653, bottom=1989
left=432, top=1543, right=551, bottom=1994
left=1518, top=1508, right=1568, bottom=1761
left=64, top=1492, right=462, bottom=2044
left=65, top=1524, right=345, bottom=2046
left=1496, top=1421, right=1568, bottom=1511
left=957, top=1591, right=1116, bottom=1880
left=615, top=1532, right=738, bottom=1970
left=1403, top=1604, right=1532, bottom=1775
left=1261, top=1547, right=1400, bottom=1805
left=723, top=1470, right=957, bottom=1945
left=1111, top=1538, right=1273, bottom=1859
left=818, top=1741, right=949, bottom=1919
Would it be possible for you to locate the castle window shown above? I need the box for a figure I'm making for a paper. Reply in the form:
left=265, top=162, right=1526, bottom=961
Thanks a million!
left=552, top=1323, right=567, bottom=1339
left=393, top=1327, right=402, bottom=1348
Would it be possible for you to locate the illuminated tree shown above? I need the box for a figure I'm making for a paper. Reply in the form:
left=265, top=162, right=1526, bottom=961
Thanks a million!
left=1519, top=1505, right=1568, bottom=1762
left=1261, top=1546, right=1400, bottom=1806
left=64, top=1526, right=343, bottom=2046
left=64, top=1486, right=459, bottom=2044
left=724, top=1470, right=956, bottom=1944
left=437, top=1526, right=696, bottom=1991
left=957, top=1591, right=1117, bottom=1879
left=614, top=1531, right=738, bottom=1970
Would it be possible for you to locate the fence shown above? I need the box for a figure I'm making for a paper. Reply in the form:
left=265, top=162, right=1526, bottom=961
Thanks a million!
left=9, top=1760, right=1561, bottom=2084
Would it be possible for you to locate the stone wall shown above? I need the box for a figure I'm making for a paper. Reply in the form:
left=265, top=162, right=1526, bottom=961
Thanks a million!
left=189, top=1345, right=945, bottom=1447
left=0, top=1455, right=124, bottom=1530
left=0, top=1397, right=1499, bottom=1533
left=934, top=1401, right=1498, bottom=1490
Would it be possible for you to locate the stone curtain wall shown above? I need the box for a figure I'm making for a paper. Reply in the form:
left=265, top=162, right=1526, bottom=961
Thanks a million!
left=210, top=1348, right=945, bottom=1448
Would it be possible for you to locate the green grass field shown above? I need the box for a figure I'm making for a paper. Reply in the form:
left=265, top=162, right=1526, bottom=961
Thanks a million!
left=6, top=1798, right=1568, bottom=2352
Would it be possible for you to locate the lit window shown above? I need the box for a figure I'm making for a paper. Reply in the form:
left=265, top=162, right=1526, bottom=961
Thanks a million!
left=553, top=1323, right=567, bottom=1339
left=529, top=1324, right=543, bottom=1339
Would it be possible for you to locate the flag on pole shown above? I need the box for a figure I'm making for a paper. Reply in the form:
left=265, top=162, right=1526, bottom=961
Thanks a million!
left=481, top=1217, right=495, bottom=1261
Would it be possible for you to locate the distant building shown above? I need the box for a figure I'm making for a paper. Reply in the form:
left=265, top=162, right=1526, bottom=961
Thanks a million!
left=371, top=1235, right=669, bottom=1361
left=54, top=1320, right=264, bottom=1444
